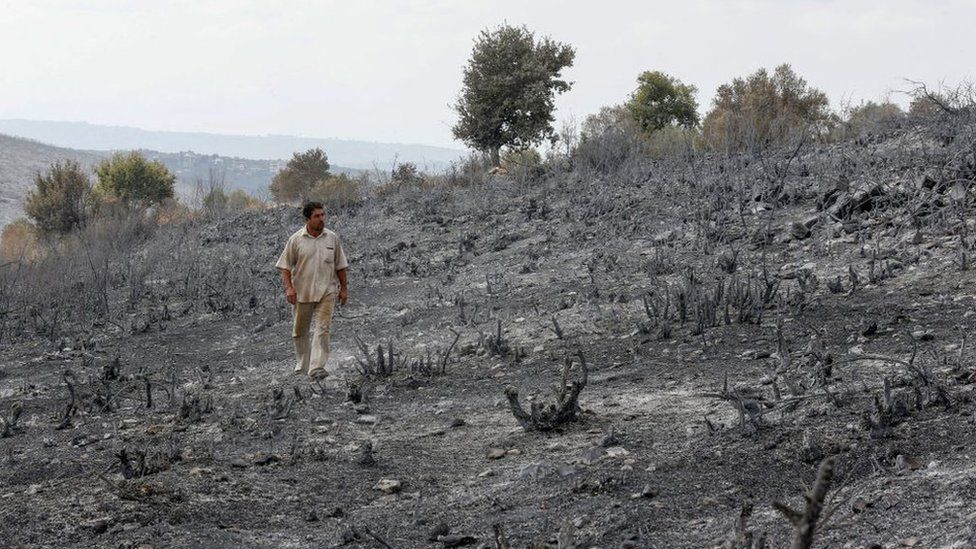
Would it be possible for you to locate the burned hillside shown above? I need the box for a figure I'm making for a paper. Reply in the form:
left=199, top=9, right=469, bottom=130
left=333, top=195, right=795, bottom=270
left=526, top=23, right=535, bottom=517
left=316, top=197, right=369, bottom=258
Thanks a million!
left=1, top=108, right=976, bottom=548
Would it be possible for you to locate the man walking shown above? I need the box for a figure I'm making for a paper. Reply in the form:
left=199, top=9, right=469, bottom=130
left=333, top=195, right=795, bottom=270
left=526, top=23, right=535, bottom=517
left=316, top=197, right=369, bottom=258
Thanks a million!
left=275, top=201, right=349, bottom=379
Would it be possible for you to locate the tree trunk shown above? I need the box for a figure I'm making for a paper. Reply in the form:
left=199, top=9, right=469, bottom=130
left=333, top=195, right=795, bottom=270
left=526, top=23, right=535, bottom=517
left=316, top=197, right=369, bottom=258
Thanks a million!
left=490, top=147, right=501, bottom=168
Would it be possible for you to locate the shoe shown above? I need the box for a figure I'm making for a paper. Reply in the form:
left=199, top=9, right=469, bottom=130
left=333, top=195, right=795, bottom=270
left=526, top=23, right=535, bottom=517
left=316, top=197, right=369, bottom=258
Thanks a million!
left=309, top=368, right=329, bottom=380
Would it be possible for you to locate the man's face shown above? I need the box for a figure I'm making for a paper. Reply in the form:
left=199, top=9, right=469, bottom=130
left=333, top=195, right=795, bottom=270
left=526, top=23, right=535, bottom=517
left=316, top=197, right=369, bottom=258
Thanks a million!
left=307, top=208, right=326, bottom=232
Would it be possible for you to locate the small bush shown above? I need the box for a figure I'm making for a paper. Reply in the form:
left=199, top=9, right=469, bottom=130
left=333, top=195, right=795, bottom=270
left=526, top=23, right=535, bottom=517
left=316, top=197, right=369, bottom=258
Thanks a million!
left=0, top=219, right=45, bottom=263
left=226, top=189, right=263, bottom=211
left=573, top=120, right=644, bottom=175
left=644, top=126, right=700, bottom=159
left=835, top=101, right=905, bottom=139
left=309, top=173, right=363, bottom=209
left=24, top=160, right=92, bottom=236
left=501, top=148, right=543, bottom=180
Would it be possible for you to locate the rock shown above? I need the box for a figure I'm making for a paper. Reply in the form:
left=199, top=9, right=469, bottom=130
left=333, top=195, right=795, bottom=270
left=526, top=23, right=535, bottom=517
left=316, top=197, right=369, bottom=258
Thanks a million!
left=230, top=458, right=249, bottom=469
left=600, top=430, right=620, bottom=447
left=518, top=462, right=548, bottom=480
left=861, top=321, right=878, bottom=336
left=901, top=537, right=920, bottom=547
left=851, top=496, right=869, bottom=514
left=305, top=509, right=318, bottom=522
left=253, top=453, right=279, bottom=466
left=504, top=448, right=521, bottom=456
left=373, top=479, right=402, bottom=494
left=950, top=181, right=968, bottom=201
left=486, top=448, right=506, bottom=460
left=578, top=446, right=606, bottom=465
left=325, top=506, right=344, bottom=518
left=438, top=534, right=478, bottom=547
left=448, top=418, right=465, bottom=428
left=631, top=484, right=657, bottom=499
left=477, top=469, right=494, bottom=478
left=353, top=403, right=370, bottom=415
left=428, top=522, right=450, bottom=541
left=895, top=454, right=922, bottom=472
left=790, top=215, right=820, bottom=239
left=356, top=414, right=379, bottom=424
left=357, top=441, right=376, bottom=467
left=652, top=230, right=675, bottom=244
left=912, top=330, right=935, bottom=342
left=557, top=464, right=578, bottom=478
left=605, top=446, right=630, bottom=458
left=86, top=519, right=110, bottom=535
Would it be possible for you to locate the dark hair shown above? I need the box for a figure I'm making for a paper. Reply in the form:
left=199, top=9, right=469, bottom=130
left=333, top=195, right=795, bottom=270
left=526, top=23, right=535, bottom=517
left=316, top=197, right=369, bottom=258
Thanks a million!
left=302, top=201, right=324, bottom=219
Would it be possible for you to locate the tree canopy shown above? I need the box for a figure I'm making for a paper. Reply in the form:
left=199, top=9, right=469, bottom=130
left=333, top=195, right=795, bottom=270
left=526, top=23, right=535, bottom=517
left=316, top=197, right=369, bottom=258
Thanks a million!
left=702, top=64, right=832, bottom=150
left=270, top=148, right=331, bottom=203
left=452, top=24, right=575, bottom=166
left=25, top=160, right=92, bottom=235
left=94, top=152, right=175, bottom=206
left=627, top=71, right=699, bottom=136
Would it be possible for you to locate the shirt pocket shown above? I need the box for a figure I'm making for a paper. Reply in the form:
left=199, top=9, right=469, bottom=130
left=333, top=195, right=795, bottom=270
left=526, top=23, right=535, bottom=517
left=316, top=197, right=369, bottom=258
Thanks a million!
left=323, top=245, right=335, bottom=265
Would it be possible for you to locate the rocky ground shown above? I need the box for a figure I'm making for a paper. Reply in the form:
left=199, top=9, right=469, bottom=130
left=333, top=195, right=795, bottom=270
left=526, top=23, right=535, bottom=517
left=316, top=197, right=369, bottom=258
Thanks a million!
left=2, top=119, right=976, bottom=548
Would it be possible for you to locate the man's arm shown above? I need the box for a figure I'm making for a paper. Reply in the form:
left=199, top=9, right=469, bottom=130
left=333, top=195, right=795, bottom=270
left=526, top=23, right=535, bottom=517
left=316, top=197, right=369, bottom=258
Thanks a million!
left=279, top=268, right=297, bottom=305
left=337, top=268, right=348, bottom=306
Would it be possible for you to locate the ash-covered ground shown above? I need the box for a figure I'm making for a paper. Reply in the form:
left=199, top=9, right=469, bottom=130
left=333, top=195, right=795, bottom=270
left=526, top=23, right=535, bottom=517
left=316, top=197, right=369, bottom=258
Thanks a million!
left=2, top=115, right=976, bottom=548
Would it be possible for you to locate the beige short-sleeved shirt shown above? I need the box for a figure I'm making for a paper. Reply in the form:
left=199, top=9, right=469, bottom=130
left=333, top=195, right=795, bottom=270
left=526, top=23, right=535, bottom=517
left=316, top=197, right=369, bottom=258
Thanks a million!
left=275, top=226, right=349, bottom=303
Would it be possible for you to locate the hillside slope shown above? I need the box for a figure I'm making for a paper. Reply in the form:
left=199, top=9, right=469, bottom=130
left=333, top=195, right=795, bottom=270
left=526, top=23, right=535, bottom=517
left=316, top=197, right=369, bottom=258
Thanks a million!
left=1, top=114, right=975, bottom=547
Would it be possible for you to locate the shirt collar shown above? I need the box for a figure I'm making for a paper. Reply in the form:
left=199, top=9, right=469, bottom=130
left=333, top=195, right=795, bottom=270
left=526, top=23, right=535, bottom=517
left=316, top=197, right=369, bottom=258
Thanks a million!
left=302, top=226, right=325, bottom=239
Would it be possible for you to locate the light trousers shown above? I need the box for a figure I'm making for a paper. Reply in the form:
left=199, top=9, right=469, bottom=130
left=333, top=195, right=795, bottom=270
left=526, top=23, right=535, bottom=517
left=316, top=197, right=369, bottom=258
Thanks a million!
left=292, top=295, right=335, bottom=376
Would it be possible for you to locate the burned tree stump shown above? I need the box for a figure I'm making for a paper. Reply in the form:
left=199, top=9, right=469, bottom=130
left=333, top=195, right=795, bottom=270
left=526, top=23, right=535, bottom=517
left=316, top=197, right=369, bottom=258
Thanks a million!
left=774, top=456, right=835, bottom=549
left=505, top=351, right=588, bottom=432
left=0, top=402, right=22, bottom=438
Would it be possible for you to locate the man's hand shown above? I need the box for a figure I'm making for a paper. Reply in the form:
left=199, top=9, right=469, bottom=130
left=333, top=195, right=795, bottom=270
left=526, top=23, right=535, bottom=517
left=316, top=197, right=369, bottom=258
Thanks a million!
left=285, top=286, right=297, bottom=305
left=338, top=287, right=348, bottom=306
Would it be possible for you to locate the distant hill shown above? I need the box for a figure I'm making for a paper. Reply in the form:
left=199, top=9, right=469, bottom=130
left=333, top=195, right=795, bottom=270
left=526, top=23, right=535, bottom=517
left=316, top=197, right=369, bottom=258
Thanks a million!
left=0, top=133, right=354, bottom=230
left=0, top=119, right=466, bottom=170
left=0, top=134, right=105, bottom=230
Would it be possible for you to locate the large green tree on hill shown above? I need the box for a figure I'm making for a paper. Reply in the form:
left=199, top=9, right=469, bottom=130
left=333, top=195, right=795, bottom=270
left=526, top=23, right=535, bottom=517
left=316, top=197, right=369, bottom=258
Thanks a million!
left=452, top=24, right=575, bottom=167
left=269, top=148, right=331, bottom=203
left=24, top=160, right=92, bottom=235
left=627, top=71, right=700, bottom=136
left=94, top=152, right=175, bottom=205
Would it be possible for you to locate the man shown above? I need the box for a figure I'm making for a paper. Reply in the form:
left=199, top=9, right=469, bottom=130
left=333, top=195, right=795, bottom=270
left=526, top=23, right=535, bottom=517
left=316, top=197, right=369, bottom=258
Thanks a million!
left=275, top=201, right=349, bottom=379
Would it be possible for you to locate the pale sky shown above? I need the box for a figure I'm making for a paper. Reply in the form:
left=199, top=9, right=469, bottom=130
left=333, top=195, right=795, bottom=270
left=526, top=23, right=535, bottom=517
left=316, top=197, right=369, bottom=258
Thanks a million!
left=0, top=0, right=973, bottom=149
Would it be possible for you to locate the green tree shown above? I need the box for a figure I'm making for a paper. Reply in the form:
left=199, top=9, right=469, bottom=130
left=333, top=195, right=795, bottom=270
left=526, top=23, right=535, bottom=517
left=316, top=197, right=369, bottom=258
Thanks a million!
left=452, top=24, right=575, bottom=166
left=627, top=71, right=699, bottom=136
left=94, top=152, right=175, bottom=205
left=702, top=64, right=832, bottom=151
left=24, top=160, right=92, bottom=235
left=269, top=148, right=331, bottom=203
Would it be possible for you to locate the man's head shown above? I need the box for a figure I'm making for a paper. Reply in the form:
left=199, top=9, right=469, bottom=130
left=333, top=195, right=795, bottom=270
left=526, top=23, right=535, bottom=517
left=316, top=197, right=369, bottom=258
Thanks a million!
left=302, top=201, right=326, bottom=233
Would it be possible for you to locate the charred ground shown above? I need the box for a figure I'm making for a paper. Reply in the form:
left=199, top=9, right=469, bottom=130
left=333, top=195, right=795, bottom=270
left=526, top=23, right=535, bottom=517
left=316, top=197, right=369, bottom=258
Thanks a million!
left=2, top=112, right=976, bottom=548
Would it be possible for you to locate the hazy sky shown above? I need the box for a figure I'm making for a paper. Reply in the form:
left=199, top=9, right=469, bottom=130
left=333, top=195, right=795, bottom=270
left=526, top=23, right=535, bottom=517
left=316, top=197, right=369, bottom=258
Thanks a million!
left=1, top=0, right=973, bottom=149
